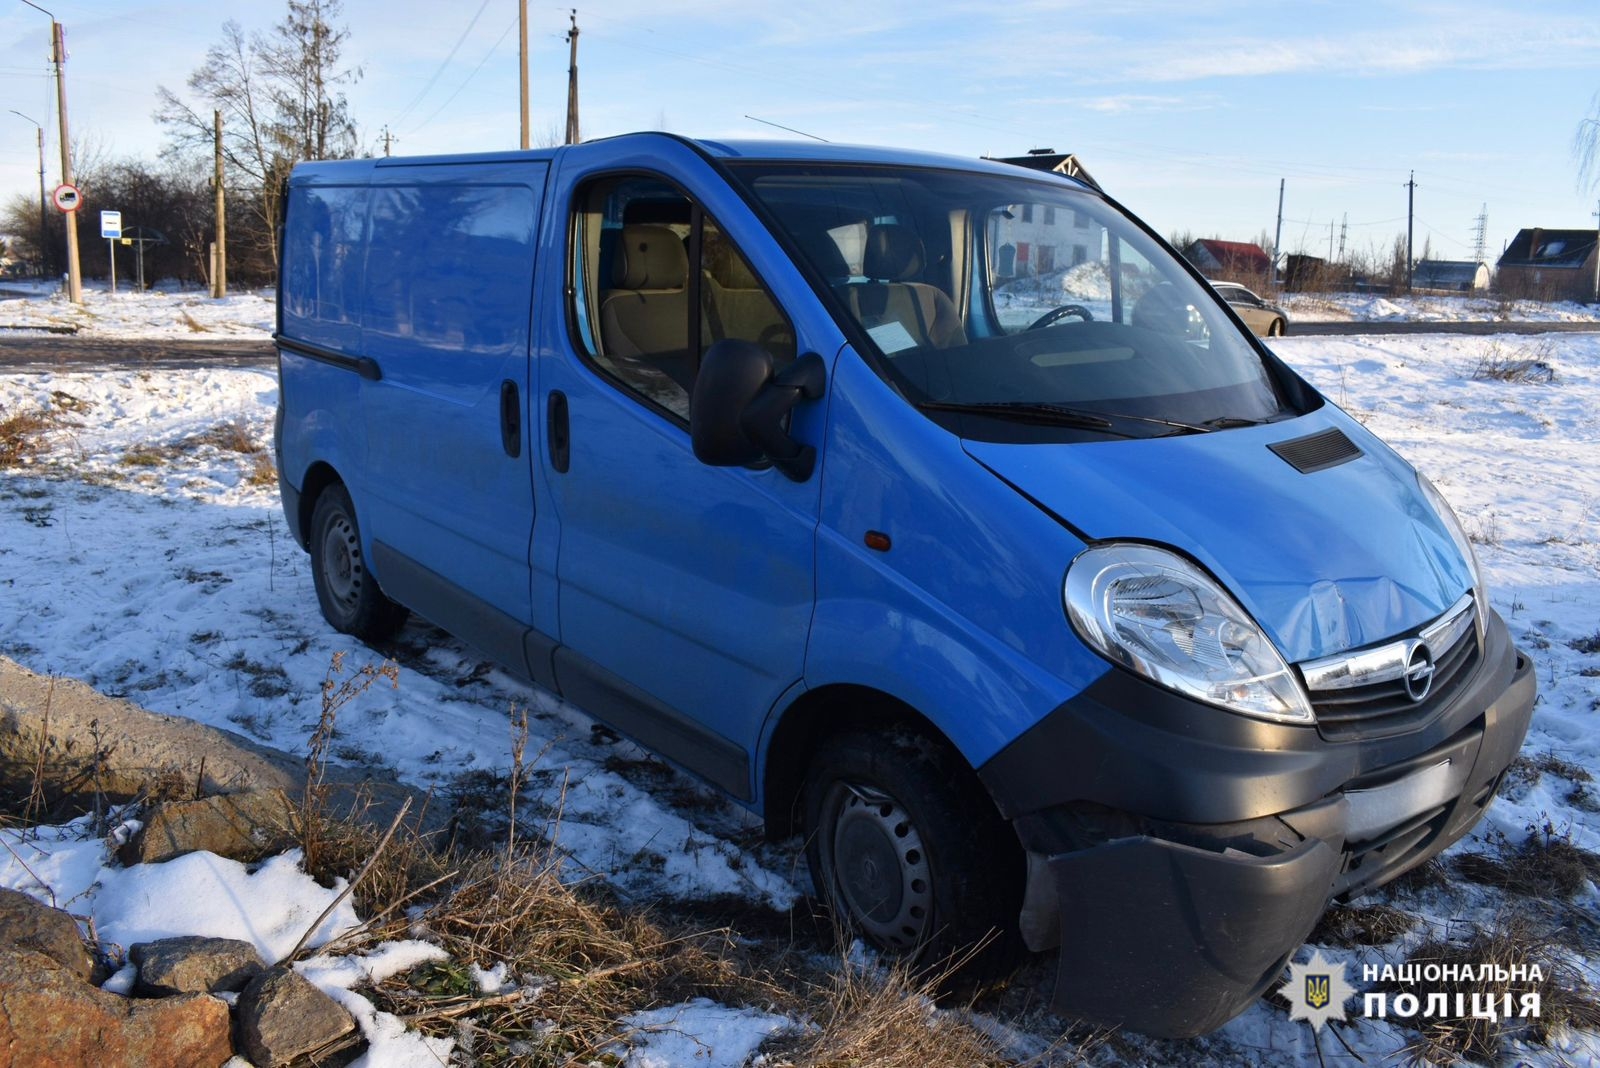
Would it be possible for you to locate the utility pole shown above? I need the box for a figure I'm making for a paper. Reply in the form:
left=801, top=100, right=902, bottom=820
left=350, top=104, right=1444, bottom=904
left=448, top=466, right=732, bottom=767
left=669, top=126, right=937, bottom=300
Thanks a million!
left=1272, top=178, right=1284, bottom=289
left=1338, top=213, right=1348, bottom=262
left=1592, top=199, right=1600, bottom=304
left=1471, top=204, right=1488, bottom=265
left=22, top=2, right=83, bottom=304
left=1327, top=220, right=1334, bottom=261
left=379, top=125, right=397, bottom=156
left=1405, top=170, right=1416, bottom=293
left=518, top=0, right=529, bottom=149
left=211, top=108, right=227, bottom=298
left=8, top=111, right=47, bottom=276
left=564, top=10, right=580, bottom=145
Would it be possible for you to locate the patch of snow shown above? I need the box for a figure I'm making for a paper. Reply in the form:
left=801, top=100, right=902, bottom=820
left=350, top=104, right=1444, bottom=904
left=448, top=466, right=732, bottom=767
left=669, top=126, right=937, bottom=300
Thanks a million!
left=92, top=850, right=360, bottom=963
left=1280, top=291, right=1600, bottom=323
left=611, top=998, right=793, bottom=1067
left=299, top=941, right=457, bottom=1068
left=0, top=283, right=274, bottom=339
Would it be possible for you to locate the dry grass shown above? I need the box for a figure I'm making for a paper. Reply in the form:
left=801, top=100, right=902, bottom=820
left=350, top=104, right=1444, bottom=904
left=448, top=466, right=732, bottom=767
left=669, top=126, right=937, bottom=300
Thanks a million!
left=177, top=310, right=212, bottom=333
left=188, top=419, right=262, bottom=455
left=245, top=452, right=277, bottom=487
left=119, top=445, right=168, bottom=467
left=1385, top=919, right=1600, bottom=1065
left=1457, top=825, right=1600, bottom=901
left=0, top=409, right=56, bottom=469
left=763, top=959, right=1021, bottom=1068
left=1312, top=904, right=1416, bottom=947
left=1470, top=339, right=1556, bottom=383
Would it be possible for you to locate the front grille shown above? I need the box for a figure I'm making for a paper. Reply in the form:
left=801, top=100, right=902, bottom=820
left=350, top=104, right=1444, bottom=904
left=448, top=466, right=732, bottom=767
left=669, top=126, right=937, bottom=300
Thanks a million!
left=1304, top=600, right=1482, bottom=742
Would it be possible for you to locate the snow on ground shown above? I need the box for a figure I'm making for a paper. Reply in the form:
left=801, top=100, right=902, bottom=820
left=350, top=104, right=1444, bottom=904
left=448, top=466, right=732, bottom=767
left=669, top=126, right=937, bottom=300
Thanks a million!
left=0, top=819, right=458, bottom=1066
left=0, top=281, right=274, bottom=339
left=1280, top=290, right=1600, bottom=323
left=2, top=327, right=1600, bottom=1064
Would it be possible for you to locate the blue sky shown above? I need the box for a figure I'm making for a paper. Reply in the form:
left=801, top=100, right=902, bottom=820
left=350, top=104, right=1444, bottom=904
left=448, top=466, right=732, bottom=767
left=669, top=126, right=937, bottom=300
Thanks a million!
left=3, top=0, right=1598, bottom=268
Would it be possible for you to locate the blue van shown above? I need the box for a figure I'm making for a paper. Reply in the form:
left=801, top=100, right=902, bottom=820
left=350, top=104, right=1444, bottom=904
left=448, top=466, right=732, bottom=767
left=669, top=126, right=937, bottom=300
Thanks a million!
left=274, top=134, right=1535, bottom=1037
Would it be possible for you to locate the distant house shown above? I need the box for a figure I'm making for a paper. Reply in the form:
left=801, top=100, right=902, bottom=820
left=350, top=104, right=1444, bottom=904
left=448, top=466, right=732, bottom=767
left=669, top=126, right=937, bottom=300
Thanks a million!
left=1496, top=229, right=1598, bottom=302
left=983, top=150, right=1104, bottom=279
left=1183, top=239, right=1273, bottom=279
left=986, top=149, right=1101, bottom=192
left=1413, top=260, right=1490, bottom=292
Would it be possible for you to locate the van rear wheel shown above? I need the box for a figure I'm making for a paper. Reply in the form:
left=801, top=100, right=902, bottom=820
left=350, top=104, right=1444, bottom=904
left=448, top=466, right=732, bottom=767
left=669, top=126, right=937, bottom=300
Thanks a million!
left=802, top=729, right=1023, bottom=978
left=309, top=484, right=408, bottom=641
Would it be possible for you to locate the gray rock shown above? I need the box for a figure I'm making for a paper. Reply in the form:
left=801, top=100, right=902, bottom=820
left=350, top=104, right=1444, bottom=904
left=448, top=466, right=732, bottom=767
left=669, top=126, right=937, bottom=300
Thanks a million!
left=130, top=935, right=266, bottom=996
left=235, top=964, right=358, bottom=1067
left=0, top=886, right=93, bottom=981
left=0, top=654, right=430, bottom=836
left=120, top=787, right=301, bottom=865
left=0, top=943, right=232, bottom=1068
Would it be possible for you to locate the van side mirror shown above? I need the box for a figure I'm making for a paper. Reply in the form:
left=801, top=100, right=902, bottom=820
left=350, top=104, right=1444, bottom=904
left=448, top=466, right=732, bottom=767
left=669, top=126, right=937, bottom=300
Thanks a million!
left=691, top=340, right=825, bottom=482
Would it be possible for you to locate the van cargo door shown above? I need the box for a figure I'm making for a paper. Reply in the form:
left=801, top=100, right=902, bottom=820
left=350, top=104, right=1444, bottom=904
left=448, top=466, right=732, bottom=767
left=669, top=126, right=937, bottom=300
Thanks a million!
left=357, top=161, right=550, bottom=669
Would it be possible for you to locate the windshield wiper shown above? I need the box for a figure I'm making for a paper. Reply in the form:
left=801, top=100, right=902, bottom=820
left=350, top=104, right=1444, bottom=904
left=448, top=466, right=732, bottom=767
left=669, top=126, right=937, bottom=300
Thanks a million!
left=915, top=398, right=1139, bottom=434
left=1198, top=415, right=1266, bottom=430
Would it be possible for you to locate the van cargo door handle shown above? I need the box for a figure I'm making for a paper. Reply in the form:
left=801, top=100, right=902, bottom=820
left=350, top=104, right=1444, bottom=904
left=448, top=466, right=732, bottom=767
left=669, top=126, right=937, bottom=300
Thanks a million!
left=547, top=390, right=570, bottom=473
left=500, top=379, right=521, bottom=458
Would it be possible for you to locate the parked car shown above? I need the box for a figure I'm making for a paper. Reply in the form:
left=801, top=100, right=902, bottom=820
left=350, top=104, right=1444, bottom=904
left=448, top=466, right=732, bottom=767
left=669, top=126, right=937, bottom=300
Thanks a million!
left=1209, top=279, right=1289, bottom=336
left=275, top=134, right=1533, bottom=1038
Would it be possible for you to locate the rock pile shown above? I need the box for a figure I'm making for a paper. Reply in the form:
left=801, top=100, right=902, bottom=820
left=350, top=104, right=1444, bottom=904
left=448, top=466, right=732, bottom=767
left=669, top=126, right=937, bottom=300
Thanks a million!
left=1, top=790, right=363, bottom=1068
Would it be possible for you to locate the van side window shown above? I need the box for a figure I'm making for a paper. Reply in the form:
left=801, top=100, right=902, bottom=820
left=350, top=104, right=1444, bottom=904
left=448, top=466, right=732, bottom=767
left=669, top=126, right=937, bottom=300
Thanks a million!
left=570, top=175, right=794, bottom=421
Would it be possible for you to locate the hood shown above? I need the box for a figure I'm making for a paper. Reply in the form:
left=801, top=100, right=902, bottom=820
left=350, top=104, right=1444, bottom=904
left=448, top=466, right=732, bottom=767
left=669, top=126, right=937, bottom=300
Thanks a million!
left=964, top=407, right=1473, bottom=664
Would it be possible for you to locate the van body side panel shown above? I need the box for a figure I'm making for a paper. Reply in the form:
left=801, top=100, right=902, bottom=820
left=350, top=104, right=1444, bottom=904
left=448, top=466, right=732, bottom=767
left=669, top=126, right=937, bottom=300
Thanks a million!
left=798, top=348, right=1101, bottom=769
left=356, top=163, right=547, bottom=636
left=536, top=138, right=829, bottom=795
left=278, top=174, right=374, bottom=529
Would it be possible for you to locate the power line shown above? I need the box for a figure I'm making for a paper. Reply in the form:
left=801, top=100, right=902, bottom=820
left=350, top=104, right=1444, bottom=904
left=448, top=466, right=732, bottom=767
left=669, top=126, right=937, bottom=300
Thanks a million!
left=389, top=0, right=494, bottom=130
left=412, top=14, right=520, bottom=134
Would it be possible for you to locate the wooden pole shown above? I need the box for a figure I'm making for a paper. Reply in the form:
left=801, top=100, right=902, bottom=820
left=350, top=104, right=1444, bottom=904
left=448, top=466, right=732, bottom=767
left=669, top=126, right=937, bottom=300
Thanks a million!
left=213, top=109, right=227, bottom=298
left=565, top=11, right=580, bottom=145
left=51, top=21, right=82, bottom=304
left=518, top=0, right=529, bottom=149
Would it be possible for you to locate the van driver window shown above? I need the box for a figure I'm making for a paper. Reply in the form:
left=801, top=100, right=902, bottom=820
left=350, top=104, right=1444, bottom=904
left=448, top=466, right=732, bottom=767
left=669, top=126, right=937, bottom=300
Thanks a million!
left=571, top=175, right=795, bottom=421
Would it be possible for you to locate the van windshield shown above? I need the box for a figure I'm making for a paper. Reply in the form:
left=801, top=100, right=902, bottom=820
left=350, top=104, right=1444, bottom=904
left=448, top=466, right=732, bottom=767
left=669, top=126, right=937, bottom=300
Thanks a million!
left=726, top=162, right=1299, bottom=441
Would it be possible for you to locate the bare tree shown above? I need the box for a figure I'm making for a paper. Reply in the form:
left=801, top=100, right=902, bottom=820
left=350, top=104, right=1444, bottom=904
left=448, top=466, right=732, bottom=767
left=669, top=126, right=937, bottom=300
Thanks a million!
left=155, top=0, right=361, bottom=266
left=1576, top=90, right=1600, bottom=191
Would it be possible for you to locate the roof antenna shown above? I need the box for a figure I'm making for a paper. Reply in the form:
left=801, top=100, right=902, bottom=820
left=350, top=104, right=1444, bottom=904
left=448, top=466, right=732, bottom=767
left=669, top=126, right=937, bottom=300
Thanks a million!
left=744, top=114, right=830, bottom=142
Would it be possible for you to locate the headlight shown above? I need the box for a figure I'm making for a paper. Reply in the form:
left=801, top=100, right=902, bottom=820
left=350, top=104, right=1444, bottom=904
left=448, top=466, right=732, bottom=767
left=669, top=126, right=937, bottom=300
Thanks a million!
left=1416, top=472, right=1486, bottom=640
left=1064, top=543, right=1313, bottom=725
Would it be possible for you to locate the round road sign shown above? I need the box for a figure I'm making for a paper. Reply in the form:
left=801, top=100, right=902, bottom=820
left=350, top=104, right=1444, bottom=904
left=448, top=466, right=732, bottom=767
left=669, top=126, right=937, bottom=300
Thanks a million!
left=51, top=183, right=81, bottom=212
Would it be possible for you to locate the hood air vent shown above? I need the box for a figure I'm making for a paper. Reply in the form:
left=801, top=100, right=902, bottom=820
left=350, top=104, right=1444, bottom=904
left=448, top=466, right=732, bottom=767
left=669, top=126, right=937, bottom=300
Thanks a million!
left=1268, top=427, right=1362, bottom=474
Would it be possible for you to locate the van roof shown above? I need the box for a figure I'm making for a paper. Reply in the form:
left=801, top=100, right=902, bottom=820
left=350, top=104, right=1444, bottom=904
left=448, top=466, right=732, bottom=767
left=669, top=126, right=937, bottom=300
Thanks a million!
left=288, top=132, right=1099, bottom=192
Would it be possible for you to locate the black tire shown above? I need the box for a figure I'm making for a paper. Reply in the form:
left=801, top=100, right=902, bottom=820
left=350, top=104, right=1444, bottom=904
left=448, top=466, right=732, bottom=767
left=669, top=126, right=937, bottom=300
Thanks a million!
left=1268, top=317, right=1286, bottom=337
left=309, top=483, right=408, bottom=641
left=802, top=728, right=1024, bottom=978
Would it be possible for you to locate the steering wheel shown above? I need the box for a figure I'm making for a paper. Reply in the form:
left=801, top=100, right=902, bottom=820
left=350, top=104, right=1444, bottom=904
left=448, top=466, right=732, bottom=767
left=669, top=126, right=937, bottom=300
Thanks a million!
left=1027, top=303, right=1094, bottom=330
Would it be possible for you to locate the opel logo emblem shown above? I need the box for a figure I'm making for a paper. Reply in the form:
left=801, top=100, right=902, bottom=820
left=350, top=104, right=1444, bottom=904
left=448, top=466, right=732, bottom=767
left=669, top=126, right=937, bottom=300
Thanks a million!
left=1404, top=643, right=1435, bottom=703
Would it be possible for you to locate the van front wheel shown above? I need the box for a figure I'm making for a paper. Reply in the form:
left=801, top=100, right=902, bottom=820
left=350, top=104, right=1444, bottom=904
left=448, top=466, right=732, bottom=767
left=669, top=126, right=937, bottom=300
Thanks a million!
left=802, top=730, right=1023, bottom=977
left=309, top=484, right=408, bottom=641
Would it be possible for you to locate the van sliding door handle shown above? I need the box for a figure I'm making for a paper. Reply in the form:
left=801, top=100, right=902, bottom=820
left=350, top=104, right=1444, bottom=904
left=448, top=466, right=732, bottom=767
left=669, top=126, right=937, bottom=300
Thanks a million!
left=500, top=380, right=521, bottom=458
left=547, top=391, right=570, bottom=473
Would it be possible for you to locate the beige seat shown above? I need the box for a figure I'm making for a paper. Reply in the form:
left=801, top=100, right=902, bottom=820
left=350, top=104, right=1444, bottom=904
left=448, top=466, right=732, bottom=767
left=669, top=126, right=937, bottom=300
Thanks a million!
left=702, top=237, right=795, bottom=363
left=599, top=224, right=690, bottom=357
left=840, top=224, right=966, bottom=351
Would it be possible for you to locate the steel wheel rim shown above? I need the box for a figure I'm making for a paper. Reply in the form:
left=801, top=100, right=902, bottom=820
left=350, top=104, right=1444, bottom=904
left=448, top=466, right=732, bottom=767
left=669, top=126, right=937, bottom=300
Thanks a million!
left=320, top=510, right=363, bottom=613
left=821, top=781, right=934, bottom=950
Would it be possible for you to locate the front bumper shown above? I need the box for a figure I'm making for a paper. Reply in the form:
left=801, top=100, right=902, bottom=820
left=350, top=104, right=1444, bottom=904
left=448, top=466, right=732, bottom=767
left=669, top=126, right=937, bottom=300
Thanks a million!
left=979, top=609, right=1535, bottom=1038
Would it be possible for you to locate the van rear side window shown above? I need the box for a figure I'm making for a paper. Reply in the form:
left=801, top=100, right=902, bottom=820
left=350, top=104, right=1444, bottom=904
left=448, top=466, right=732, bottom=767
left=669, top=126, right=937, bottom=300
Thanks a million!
left=280, top=184, right=369, bottom=350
